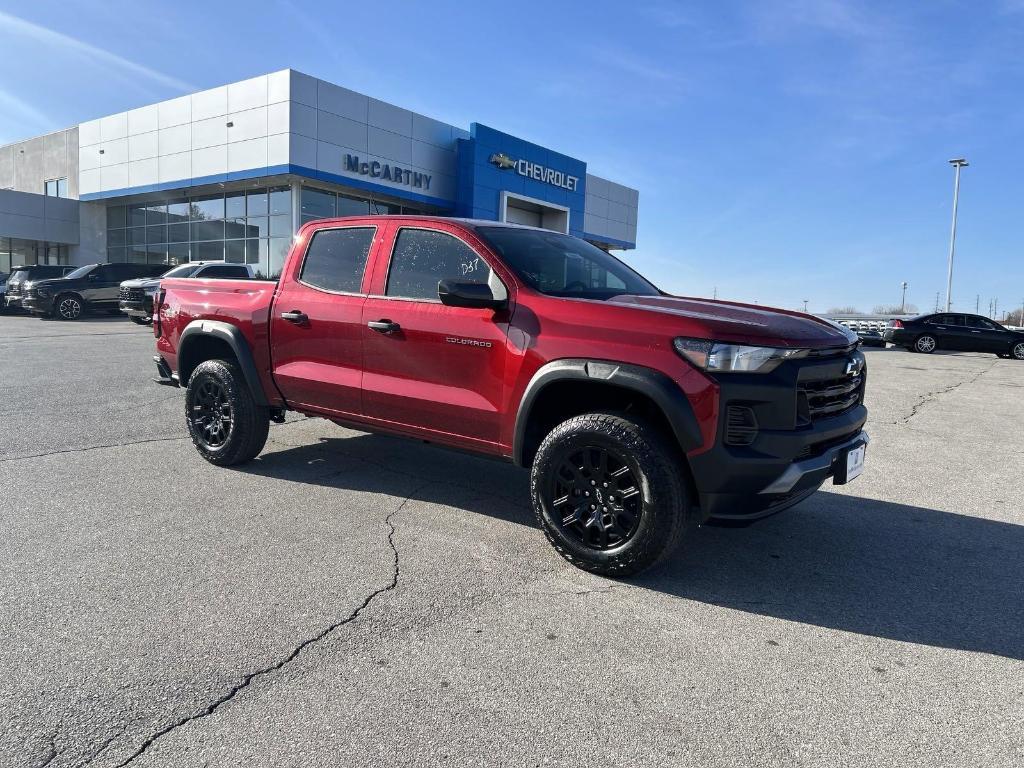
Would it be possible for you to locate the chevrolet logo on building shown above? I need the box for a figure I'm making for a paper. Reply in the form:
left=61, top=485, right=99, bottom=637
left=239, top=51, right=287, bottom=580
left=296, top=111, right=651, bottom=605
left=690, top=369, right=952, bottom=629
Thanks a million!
left=489, top=153, right=517, bottom=170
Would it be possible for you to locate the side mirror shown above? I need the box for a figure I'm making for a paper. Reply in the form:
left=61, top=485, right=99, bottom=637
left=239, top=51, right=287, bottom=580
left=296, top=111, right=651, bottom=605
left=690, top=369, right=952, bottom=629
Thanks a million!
left=438, top=279, right=507, bottom=310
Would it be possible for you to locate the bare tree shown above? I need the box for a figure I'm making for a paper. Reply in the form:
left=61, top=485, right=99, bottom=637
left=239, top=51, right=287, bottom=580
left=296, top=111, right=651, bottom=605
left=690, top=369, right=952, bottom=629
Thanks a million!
left=873, top=304, right=918, bottom=315
left=1003, top=308, right=1023, bottom=326
left=827, top=306, right=862, bottom=315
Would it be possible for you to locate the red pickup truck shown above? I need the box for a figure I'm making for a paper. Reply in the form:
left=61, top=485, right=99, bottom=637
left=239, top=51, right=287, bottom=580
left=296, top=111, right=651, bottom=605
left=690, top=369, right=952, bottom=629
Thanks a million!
left=154, top=216, right=868, bottom=576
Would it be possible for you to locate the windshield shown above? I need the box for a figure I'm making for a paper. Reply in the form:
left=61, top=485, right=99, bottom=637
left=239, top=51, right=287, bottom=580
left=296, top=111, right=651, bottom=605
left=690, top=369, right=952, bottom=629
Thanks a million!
left=476, top=227, right=660, bottom=299
left=11, top=271, right=28, bottom=282
left=64, top=264, right=97, bottom=280
left=161, top=263, right=201, bottom=278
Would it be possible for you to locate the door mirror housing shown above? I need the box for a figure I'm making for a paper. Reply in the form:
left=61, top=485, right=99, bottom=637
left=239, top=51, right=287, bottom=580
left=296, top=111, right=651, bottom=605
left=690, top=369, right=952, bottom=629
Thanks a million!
left=438, top=279, right=507, bottom=310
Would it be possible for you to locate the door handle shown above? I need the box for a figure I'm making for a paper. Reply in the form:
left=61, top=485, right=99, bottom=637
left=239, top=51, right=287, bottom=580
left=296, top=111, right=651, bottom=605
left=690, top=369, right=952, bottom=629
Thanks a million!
left=280, top=310, right=308, bottom=323
left=368, top=319, right=400, bottom=334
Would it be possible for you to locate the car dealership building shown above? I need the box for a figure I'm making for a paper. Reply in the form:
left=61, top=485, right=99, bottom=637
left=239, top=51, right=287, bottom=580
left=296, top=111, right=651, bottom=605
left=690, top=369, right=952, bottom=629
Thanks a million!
left=0, top=69, right=639, bottom=278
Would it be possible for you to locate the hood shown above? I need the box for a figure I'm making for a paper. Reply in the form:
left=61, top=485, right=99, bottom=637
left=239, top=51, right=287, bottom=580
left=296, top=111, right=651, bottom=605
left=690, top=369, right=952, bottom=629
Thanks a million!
left=608, top=295, right=857, bottom=348
left=28, top=277, right=77, bottom=289
left=121, top=277, right=161, bottom=290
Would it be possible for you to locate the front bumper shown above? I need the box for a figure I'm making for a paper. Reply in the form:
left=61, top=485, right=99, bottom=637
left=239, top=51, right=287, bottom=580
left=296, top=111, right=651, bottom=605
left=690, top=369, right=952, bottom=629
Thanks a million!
left=688, top=349, right=869, bottom=522
left=119, top=298, right=152, bottom=317
left=22, top=295, right=55, bottom=314
left=4, top=294, right=22, bottom=309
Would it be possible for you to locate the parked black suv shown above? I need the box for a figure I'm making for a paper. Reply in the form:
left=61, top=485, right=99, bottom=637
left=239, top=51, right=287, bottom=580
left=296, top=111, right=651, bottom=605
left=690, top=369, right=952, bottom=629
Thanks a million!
left=3, top=265, right=76, bottom=312
left=884, top=313, right=1024, bottom=359
left=22, top=263, right=166, bottom=320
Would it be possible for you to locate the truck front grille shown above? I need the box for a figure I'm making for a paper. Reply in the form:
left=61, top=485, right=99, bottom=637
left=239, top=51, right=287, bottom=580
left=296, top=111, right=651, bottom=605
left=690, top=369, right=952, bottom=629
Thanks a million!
left=799, top=373, right=864, bottom=422
left=120, top=287, right=144, bottom=302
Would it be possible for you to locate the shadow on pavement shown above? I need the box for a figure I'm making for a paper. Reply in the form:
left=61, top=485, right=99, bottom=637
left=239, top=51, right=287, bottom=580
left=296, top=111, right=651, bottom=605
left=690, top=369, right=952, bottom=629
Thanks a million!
left=242, top=432, right=1024, bottom=660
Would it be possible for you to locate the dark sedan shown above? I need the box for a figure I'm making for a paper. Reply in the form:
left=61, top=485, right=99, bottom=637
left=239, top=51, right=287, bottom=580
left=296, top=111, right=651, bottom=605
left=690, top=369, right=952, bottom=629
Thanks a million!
left=884, top=313, right=1024, bottom=359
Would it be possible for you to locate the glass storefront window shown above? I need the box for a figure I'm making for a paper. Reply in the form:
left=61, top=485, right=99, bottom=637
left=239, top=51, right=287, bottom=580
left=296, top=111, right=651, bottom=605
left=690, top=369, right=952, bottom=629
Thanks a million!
left=301, top=188, right=335, bottom=220
left=191, top=220, right=224, bottom=241
left=102, top=186, right=426, bottom=274
left=225, top=191, right=246, bottom=219
left=190, top=195, right=224, bottom=221
left=337, top=195, right=370, bottom=217
left=269, top=186, right=291, bottom=216
left=225, top=239, right=245, bottom=263
left=269, top=215, right=291, bottom=237
left=247, top=190, right=268, bottom=217
left=107, top=206, right=126, bottom=229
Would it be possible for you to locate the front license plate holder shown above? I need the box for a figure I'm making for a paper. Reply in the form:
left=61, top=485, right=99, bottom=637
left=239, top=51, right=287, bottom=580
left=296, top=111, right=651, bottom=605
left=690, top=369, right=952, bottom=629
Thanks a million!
left=833, top=442, right=866, bottom=485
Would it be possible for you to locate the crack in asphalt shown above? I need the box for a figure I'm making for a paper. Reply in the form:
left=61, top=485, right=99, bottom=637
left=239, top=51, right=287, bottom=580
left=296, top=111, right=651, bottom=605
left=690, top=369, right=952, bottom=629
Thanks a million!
left=892, top=359, right=997, bottom=425
left=0, top=418, right=307, bottom=465
left=36, top=735, right=59, bottom=768
left=112, top=483, right=427, bottom=767
left=75, top=724, right=128, bottom=768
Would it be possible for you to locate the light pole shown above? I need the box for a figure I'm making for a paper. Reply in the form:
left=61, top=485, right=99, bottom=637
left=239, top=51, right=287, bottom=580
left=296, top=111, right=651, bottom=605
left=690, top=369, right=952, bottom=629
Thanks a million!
left=803, top=300, right=808, bottom=312
left=945, top=158, right=968, bottom=311
left=900, top=281, right=908, bottom=314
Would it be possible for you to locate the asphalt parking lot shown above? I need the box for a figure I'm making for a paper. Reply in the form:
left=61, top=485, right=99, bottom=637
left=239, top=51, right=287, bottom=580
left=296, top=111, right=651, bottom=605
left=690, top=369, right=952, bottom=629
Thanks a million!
left=1, top=313, right=1022, bottom=768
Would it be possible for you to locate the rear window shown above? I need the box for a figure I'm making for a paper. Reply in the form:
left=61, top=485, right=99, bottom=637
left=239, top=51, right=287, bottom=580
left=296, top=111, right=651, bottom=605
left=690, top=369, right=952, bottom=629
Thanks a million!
left=197, top=265, right=250, bottom=279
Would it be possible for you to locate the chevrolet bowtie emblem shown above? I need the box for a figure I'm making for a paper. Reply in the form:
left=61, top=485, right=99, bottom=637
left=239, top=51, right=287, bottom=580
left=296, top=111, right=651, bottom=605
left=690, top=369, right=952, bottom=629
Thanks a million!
left=489, top=152, right=516, bottom=170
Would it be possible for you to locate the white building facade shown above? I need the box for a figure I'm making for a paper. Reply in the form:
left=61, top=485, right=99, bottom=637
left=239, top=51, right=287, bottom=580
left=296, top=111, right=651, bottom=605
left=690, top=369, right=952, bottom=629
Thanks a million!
left=0, top=69, right=639, bottom=278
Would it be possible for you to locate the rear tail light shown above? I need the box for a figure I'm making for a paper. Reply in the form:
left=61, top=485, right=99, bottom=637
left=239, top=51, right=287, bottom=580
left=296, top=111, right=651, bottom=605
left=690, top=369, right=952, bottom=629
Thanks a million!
left=154, top=288, right=165, bottom=337
left=890, top=319, right=904, bottom=329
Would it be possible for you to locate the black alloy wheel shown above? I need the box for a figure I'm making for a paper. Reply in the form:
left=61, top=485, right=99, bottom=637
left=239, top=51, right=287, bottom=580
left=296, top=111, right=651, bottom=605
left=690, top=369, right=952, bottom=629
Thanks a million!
left=190, top=378, right=234, bottom=450
left=185, top=359, right=269, bottom=466
left=1013, top=341, right=1024, bottom=360
left=553, top=445, right=643, bottom=550
left=915, top=334, right=937, bottom=354
left=531, top=412, right=689, bottom=577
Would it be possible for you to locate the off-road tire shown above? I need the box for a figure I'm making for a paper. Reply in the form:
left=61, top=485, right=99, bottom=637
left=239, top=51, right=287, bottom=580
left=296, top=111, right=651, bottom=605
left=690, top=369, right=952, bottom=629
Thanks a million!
left=530, top=412, right=689, bottom=577
left=185, top=359, right=269, bottom=466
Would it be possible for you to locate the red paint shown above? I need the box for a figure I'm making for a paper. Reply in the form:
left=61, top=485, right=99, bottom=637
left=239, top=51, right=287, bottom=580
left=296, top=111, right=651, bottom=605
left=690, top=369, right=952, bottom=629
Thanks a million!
left=156, top=216, right=852, bottom=460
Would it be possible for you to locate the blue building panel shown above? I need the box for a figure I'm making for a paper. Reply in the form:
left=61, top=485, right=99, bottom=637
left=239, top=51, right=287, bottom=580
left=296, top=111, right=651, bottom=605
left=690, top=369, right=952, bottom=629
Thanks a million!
left=456, top=124, right=587, bottom=236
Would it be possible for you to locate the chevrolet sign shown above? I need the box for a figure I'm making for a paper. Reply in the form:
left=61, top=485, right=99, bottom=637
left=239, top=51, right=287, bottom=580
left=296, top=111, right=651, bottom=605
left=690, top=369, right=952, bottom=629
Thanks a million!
left=489, top=153, right=579, bottom=192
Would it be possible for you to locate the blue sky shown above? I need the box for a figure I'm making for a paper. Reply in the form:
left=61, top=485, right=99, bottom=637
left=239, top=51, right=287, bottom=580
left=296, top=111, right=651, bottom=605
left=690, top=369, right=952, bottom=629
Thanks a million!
left=1, top=0, right=1023, bottom=316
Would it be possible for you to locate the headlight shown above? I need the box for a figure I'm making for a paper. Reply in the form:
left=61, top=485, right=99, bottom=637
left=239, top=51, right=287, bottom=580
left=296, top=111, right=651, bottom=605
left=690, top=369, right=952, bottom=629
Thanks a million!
left=673, top=338, right=809, bottom=373
left=34, top=286, right=48, bottom=296
left=144, top=286, right=157, bottom=296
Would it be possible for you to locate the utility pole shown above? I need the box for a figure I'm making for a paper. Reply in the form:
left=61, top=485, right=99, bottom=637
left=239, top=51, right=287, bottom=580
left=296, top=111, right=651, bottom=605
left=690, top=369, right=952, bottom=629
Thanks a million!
left=975, top=294, right=980, bottom=314
left=934, top=292, right=940, bottom=312
left=989, top=299, right=994, bottom=318
left=945, top=158, right=968, bottom=312
left=803, top=300, right=809, bottom=312
left=994, top=298, right=998, bottom=319
left=713, top=286, right=717, bottom=300
left=900, top=282, right=908, bottom=314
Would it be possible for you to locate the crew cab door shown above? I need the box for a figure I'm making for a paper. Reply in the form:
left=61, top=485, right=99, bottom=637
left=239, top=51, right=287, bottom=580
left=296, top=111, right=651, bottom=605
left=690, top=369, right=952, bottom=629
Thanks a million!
left=360, top=223, right=511, bottom=449
left=269, top=225, right=378, bottom=418
left=83, top=264, right=130, bottom=304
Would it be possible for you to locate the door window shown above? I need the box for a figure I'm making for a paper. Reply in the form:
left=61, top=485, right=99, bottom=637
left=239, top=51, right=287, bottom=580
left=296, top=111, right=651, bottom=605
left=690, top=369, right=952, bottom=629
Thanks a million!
left=966, top=316, right=998, bottom=330
left=299, top=227, right=375, bottom=294
left=385, top=229, right=492, bottom=301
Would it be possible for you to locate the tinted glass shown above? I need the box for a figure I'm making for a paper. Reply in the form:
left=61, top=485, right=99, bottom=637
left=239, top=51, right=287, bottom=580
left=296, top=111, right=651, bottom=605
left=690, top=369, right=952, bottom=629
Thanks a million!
left=106, top=206, right=126, bottom=229
left=337, top=195, right=370, bottom=217
left=190, top=195, right=224, bottom=221
left=476, top=227, right=659, bottom=299
left=57, top=178, right=68, bottom=198
left=64, top=265, right=96, bottom=279
left=146, top=203, right=167, bottom=225
left=200, top=265, right=249, bottom=278
left=966, top=316, right=998, bottom=330
left=225, top=192, right=246, bottom=218
left=225, top=239, right=245, bottom=263
left=192, top=221, right=224, bottom=241
left=162, top=263, right=201, bottom=278
left=246, top=190, right=269, bottom=217
left=269, top=214, right=292, bottom=237
left=300, top=227, right=374, bottom=293
left=108, top=229, right=127, bottom=247
left=193, top=241, right=224, bottom=261
left=302, top=188, right=335, bottom=220
left=386, top=229, right=490, bottom=300
left=167, top=223, right=190, bottom=243
left=147, top=225, right=167, bottom=244
left=128, top=204, right=147, bottom=227
left=269, top=187, right=291, bottom=215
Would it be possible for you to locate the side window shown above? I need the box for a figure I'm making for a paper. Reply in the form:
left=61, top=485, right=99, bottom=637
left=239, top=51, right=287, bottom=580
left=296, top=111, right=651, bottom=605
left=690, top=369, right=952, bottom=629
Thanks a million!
left=386, top=229, right=492, bottom=300
left=299, top=227, right=374, bottom=293
left=967, top=316, right=997, bottom=330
